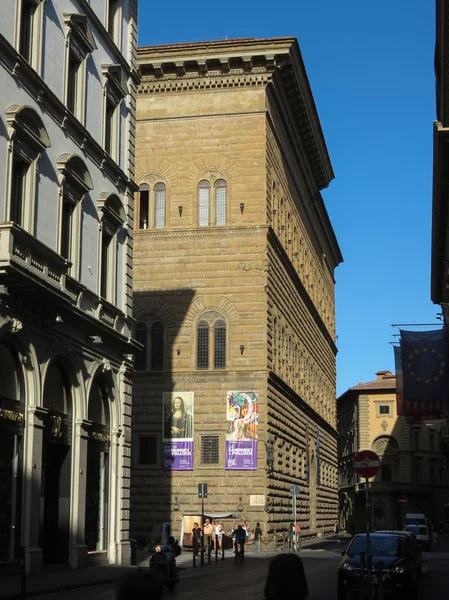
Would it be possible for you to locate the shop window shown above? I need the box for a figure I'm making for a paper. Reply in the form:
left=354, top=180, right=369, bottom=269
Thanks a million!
left=139, top=436, right=157, bottom=465
left=200, top=435, right=220, bottom=465
left=5, top=105, right=51, bottom=232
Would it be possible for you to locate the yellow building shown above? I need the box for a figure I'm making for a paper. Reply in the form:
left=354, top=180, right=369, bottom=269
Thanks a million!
left=338, top=371, right=449, bottom=531
left=132, top=37, right=343, bottom=544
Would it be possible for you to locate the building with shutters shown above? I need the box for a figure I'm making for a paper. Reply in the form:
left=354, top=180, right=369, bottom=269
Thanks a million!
left=132, top=37, right=342, bottom=544
left=0, top=0, right=138, bottom=573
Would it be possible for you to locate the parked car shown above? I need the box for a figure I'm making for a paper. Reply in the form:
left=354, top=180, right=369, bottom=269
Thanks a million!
left=376, top=530, right=422, bottom=574
left=337, top=533, right=420, bottom=600
left=405, top=524, right=432, bottom=551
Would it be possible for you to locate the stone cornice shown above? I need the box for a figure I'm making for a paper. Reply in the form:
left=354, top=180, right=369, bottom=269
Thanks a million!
left=135, top=225, right=268, bottom=240
left=0, top=33, right=138, bottom=195
left=133, top=370, right=268, bottom=382
left=137, top=37, right=333, bottom=192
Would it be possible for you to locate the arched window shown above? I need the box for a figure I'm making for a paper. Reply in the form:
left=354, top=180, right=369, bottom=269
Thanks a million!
left=214, top=320, right=226, bottom=369
left=154, top=183, right=166, bottom=229
left=215, top=179, right=227, bottom=225
left=135, top=322, right=147, bottom=371
left=5, top=105, right=51, bottom=232
left=43, top=361, right=71, bottom=415
left=135, top=317, right=165, bottom=371
left=197, top=321, right=209, bottom=369
left=150, top=321, right=164, bottom=369
left=198, top=181, right=210, bottom=227
left=137, top=181, right=167, bottom=229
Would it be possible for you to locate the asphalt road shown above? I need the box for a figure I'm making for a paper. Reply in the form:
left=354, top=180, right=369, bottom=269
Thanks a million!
left=29, top=536, right=449, bottom=600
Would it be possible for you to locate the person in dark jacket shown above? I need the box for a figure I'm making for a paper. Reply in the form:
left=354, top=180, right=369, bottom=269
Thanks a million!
left=264, top=553, right=309, bottom=600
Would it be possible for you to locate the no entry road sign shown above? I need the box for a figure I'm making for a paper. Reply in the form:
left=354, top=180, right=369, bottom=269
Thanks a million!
left=398, top=495, right=408, bottom=505
left=353, top=450, right=380, bottom=478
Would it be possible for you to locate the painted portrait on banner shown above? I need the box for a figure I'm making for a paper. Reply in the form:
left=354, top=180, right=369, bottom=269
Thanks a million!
left=225, top=391, right=258, bottom=470
left=163, top=392, right=194, bottom=470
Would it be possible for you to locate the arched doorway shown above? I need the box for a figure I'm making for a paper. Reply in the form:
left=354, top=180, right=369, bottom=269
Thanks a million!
left=85, top=377, right=111, bottom=556
left=41, top=361, right=72, bottom=564
left=0, top=344, right=25, bottom=561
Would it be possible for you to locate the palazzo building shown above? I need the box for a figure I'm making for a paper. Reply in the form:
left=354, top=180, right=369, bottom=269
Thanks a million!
left=0, top=0, right=138, bottom=572
left=338, top=371, right=449, bottom=531
left=132, top=37, right=343, bottom=544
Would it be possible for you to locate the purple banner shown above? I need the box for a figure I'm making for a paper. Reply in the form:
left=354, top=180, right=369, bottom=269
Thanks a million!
left=226, top=440, right=257, bottom=470
left=163, top=441, right=194, bottom=470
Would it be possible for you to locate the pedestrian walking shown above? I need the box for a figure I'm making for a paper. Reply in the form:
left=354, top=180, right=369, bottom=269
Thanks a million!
left=289, top=522, right=295, bottom=549
left=190, top=521, right=201, bottom=558
left=203, top=518, right=214, bottom=551
left=264, top=553, right=309, bottom=600
left=253, top=522, right=263, bottom=553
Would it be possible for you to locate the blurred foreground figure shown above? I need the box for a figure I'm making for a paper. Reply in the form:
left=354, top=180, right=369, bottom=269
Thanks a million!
left=117, top=571, right=163, bottom=600
left=264, top=553, right=309, bottom=600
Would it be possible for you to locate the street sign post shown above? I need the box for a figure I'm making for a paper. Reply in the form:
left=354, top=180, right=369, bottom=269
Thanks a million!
left=289, top=485, right=301, bottom=551
left=353, top=450, right=380, bottom=600
left=198, top=483, right=208, bottom=565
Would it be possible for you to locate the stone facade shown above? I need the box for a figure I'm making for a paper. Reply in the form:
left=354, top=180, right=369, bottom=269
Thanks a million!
left=0, top=0, right=138, bottom=572
left=338, top=371, right=449, bottom=531
left=132, top=38, right=342, bottom=544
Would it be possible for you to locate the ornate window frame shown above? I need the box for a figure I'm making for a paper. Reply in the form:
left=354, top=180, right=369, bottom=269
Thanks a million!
left=101, top=64, right=128, bottom=161
left=106, top=0, right=123, bottom=49
left=56, top=154, right=93, bottom=276
left=63, top=14, right=97, bottom=123
left=136, top=175, right=168, bottom=230
left=197, top=171, right=228, bottom=227
left=97, top=192, right=125, bottom=302
left=4, top=105, right=51, bottom=232
left=15, top=0, right=45, bottom=73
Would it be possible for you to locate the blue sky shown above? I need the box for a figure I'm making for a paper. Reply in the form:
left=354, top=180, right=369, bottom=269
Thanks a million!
left=138, top=0, right=440, bottom=396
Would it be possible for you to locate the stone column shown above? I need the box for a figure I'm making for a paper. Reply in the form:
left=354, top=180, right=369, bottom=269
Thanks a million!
left=22, top=406, right=47, bottom=574
left=70, top=419, right=90, bottom=569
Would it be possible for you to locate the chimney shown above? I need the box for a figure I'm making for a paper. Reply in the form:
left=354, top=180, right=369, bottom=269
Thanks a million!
left=375, top=370, right=393, bottom=380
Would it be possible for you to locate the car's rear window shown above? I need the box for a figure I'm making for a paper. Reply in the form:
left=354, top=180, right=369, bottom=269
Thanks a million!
left=406, top=525, right=427, bottom=536
left=348, top=536, right=403, bottom=557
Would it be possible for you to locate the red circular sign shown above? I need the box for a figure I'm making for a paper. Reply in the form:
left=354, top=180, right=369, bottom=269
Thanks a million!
left=353, top=450, right=380, bottom=478
left=398, top=495, right=408, bottom=505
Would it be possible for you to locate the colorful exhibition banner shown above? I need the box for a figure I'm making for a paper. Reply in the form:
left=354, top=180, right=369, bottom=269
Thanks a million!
left=163, top=392, right=194, bottom=470
left=225, top=391, right=258, bottom=470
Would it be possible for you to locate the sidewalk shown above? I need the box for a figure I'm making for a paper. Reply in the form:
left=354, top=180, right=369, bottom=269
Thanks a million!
left=0, top=535, right=346, bottom=599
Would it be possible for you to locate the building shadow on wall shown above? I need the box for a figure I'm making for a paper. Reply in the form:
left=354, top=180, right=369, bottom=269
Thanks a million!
left=130, top=288, right=196, bottom=548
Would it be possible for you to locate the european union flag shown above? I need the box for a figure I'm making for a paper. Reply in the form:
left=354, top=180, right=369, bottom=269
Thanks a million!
left=399, top=328, right=449, bottom=417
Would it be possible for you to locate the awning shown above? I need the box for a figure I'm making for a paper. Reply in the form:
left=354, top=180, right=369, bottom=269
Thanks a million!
left=183, top=512, right=239, bottom=519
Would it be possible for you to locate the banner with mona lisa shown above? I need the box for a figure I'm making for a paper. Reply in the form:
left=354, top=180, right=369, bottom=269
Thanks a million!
left=225, top=391, right=258, bottom=470
left=163, top=392, right=194, bottom=470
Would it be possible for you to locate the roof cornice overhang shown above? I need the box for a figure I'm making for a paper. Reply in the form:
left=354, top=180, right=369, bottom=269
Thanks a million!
left=137, top=37, right=334, bottom=192
left=431, top=121, right=449, bottom=305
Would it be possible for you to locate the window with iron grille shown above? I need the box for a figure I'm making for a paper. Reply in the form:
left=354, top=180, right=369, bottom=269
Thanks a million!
left=201, top=435, right=220, bottom=465
left=197, top=321, right=209, bottom=369
left=135, top=318, right=164, bottom=371
left=155, top=183, right=166, bottom=228
left=198, top=181, right=210, bottom=226
left=214, top=321, right=226, bottom=369
left=215, top=180, right=227, bottom=225
left=139, top=436, right=157, bottom=465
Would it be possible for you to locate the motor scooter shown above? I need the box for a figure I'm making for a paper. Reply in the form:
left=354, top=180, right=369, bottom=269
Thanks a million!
left=148, top=522, right=181, bottom=591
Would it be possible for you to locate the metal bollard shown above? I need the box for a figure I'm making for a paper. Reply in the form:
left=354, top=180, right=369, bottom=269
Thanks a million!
left=366, top=554, right=373, bottom=600
left=222, top=543, right=225, bottom=561
left=215, top=536, right=219, bottom=562
left=359, top=552, right=366, bottom=600
left=376, top=561, right=384, bottom=600
left=193, top=551, right=196, bottom=568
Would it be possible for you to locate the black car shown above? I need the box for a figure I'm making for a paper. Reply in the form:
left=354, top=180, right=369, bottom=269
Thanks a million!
left=376, top=530, right=422, bottom=573
left=337, top=533, right=419, bottom=599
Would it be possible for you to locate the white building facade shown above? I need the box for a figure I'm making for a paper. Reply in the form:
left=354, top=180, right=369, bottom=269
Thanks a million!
left=0, top=0, right=138, bottom=572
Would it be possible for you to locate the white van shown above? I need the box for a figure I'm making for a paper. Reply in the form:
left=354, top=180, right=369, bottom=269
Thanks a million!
left=405, top=513, right=426, bottom=526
